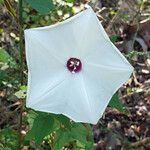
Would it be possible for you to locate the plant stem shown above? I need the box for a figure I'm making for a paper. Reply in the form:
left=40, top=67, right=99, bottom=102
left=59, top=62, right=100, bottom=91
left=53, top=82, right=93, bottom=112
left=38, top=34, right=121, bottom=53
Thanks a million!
left=19, top=0, right=23, bottom=79
left=18, top=0, right=24, bottom=149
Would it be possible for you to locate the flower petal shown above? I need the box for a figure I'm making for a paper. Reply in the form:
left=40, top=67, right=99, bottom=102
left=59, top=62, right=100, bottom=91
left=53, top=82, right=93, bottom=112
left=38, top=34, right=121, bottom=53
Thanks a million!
left=29, top=73, right=96, bottom=123
left=82, top=63, right=133, bottom=121
left=84, top=39, right=133, bottom=69
left=72, top=7, right=111, bottom=58
left=25, top=30, right=69, bottom=106
left=25, top=21, right=79, bottom=62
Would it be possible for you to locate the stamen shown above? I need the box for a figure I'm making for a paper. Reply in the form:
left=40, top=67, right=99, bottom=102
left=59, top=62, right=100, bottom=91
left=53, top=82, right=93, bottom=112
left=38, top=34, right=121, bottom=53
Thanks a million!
left=66, top=58, right=82, bottom=73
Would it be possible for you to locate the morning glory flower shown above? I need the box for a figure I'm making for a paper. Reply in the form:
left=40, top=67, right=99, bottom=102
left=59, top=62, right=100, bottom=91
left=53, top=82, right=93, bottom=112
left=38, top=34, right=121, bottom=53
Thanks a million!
left=24, top=6, right=133, bottom=124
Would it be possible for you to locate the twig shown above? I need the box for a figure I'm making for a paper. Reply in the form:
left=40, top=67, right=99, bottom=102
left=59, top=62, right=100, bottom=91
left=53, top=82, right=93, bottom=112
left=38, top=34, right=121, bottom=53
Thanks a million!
left=130, top=0, right=144, bottom=50
left=18, top=0, right=24, bottom=149
left=18, top=1, right=23, bottom=80
left=120, top=86, right=150, bottom=99
left=131, top=137, right=150, bottom=148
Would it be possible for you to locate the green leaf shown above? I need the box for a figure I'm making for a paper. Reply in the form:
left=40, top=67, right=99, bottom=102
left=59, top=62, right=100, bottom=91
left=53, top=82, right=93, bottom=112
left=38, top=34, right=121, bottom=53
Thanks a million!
left=26, top=110, right=38, bottom=129
left=71, top=124, right=93, bottom=150
left=85, top=141, right=94, bottom=150
left=55, top=114, right=72, bottom=129
left=0, top=128, right=18, bottom=150
left=0, top=48, right=16, bottom=69
left=0, top=70, right=8, bottom=81
left=25, top=0, right=54, bottom=14
left=54, top=129, right=71, bottom=150
left=110, top=35, right=119, bottom=43
left=109, top=93, right=125, bottom=113
left=25, top=113, right=55, bottom=146
left=70, top=124, right=87, bottom=143
left=0, top=0, right=4, bottom=4
left=20, top=85, right=27, bottom=90
left=0, top=144, right=5, bottom=149
left=25, top=111, right=94, bottom=149
left=54, top=123, right=93, bottom=150
left=14, top=85, right=27, bottom=99
left=0, top=48, right=10, bottom=63
left=65, top=0, right=75, bottom=3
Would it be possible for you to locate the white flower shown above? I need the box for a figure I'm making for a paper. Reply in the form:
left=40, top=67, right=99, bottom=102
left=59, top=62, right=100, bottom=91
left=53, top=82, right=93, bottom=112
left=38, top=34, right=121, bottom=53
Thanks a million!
left=24, top=6, right=133, bottom=124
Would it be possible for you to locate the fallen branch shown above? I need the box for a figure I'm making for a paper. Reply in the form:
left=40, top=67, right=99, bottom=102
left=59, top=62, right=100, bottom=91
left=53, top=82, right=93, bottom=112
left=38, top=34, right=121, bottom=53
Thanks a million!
left=131, top=137, right=150, bottom=148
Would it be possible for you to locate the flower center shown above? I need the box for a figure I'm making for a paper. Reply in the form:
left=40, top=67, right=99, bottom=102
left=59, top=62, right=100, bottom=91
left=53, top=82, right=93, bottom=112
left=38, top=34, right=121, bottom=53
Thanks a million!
left=66, top=58, right=82, bottom=73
